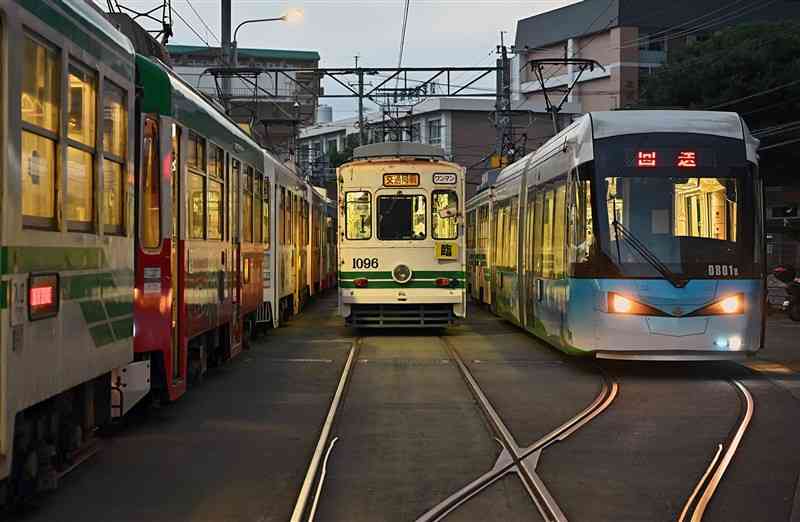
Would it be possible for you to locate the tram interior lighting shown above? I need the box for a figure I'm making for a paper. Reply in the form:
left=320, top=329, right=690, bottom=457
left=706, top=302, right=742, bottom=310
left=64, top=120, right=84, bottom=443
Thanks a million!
left=354, top=278, right=369, bottom=288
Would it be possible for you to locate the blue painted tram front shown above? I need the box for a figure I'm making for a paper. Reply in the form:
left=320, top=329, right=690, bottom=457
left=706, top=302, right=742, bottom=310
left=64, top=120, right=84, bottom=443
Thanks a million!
left=481, top=111, right=764, bottom=360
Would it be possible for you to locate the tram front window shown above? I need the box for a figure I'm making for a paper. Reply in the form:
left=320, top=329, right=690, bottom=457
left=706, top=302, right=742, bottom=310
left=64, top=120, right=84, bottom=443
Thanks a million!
left=591, top=174, right=758, bottom=278
left=377, top=195, right=426, bottom=240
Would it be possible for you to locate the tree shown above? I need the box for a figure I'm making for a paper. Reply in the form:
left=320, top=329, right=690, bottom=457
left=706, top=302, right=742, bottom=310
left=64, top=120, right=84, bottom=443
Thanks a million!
left=639, top=22, right=800, bottom=185
left=327, top=134, right=360, bottom=170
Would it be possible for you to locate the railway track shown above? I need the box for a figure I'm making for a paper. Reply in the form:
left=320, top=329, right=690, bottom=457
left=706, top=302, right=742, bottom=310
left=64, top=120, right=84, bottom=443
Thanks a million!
left=416, top=336, right=618, bottom=522
left=679, top=379, right=755, bottom=522
left=290, top=337, right=361, bottom=522
left=290, top=332, right=754, bottom=522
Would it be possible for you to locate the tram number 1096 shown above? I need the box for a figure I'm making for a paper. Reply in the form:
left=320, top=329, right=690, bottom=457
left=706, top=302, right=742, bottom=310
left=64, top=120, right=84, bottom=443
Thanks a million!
left=353, top=258, right=380, bottom=269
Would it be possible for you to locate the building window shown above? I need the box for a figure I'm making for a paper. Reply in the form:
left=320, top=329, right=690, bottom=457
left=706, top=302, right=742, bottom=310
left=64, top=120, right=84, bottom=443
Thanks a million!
left=326, top=139, right=338, bottom=153
left=427, top=119, right=441, bottom=145
left=410, top=122, right=421, bottom=143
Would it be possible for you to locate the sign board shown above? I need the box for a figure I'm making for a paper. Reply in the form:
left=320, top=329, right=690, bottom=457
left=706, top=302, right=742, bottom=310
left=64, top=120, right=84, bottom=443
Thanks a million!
left=435, top=242, right=458, bottom=260
left=383, top=173, right=420, bottom=187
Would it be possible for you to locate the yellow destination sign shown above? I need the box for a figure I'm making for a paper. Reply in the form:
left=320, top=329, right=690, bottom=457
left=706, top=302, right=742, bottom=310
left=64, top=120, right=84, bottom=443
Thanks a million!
left=383, top=173, right=420, bottom=187
left=435, top=242, right=458, bottom=260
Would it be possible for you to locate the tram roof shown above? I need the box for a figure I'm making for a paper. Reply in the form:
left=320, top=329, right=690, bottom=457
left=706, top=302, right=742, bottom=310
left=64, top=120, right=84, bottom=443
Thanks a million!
left=352, top=143, right=446, bottom=160
left=489, top=110, right=758, bottom=190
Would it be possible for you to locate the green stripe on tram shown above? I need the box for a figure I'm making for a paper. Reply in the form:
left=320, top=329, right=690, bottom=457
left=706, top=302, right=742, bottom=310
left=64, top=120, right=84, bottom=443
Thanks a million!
left=339, top=270, right=465, bottom=280
left=340, top=280, right=463, bottom=289
left=0, top=246, right=110, bottom=275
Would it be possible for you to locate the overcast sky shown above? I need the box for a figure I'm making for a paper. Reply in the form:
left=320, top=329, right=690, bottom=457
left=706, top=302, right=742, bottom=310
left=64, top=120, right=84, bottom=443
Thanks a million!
left=112, top=0, right=579, bottom=118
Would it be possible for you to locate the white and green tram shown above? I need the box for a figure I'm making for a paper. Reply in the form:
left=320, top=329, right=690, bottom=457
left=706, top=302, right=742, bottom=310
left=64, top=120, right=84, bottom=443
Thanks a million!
left=337, top=143, right=466, bottom=327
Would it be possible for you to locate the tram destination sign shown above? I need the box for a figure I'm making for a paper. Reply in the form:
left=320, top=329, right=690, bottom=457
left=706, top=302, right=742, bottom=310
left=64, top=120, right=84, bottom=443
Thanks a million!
left=383, top=173, right=420, bottom=187
left=433, top=173, right=457, bottom=184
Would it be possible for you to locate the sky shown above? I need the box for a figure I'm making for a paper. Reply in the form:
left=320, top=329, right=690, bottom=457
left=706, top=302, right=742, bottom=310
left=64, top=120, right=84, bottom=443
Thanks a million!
left=111, top=0, right=579, bottom=118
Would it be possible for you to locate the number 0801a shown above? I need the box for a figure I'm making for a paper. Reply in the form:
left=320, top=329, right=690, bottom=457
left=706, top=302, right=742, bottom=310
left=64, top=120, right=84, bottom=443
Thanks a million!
left=353, top=258, right=379, bottom=269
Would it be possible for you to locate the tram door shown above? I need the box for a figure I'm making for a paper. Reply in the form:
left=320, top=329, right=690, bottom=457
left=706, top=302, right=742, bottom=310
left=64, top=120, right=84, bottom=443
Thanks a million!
left=230, top=158, right=243, bottom=358
left=525, top=187, right=542, bottom=332
left=171, top=125, right=181, bottom=381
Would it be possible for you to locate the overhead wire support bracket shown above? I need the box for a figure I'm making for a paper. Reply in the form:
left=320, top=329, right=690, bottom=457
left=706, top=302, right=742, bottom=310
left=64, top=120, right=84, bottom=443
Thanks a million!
left=527, top=58, right=605, bottom=133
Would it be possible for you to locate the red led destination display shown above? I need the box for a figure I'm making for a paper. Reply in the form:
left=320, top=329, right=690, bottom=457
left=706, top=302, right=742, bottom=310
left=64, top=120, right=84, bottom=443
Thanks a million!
left=627, top=148, right=715, bottom=169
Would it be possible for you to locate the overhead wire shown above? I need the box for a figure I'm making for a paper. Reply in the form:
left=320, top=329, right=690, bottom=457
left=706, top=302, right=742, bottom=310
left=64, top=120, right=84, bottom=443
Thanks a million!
left=184, top=0, right=220, bottom=45
left=394, top=0, right=411, bottom=90
left=171, top=5, right=211, bottom=46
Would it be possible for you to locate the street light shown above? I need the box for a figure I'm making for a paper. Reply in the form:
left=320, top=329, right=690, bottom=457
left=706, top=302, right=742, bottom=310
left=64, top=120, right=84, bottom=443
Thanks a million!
left=231, top=9, right=303, bottom=66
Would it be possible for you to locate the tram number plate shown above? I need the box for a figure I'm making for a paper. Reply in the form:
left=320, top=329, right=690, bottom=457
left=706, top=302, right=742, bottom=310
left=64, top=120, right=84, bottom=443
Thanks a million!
left=708, top=264, right=739, bottom=277
left=353, top=258, right=379, bottom=269
left=436, top=242, right=458, bottom=260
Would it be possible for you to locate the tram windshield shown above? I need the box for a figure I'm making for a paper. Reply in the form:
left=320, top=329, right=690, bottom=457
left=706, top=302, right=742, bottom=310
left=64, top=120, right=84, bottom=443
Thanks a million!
left=574, top=134, right=762, bottom=279
left=377, top=195, right=426, bottom=240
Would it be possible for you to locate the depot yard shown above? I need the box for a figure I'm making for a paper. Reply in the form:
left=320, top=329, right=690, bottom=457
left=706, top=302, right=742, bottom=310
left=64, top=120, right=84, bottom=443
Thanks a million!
left=9, top=294, right=799, bottom=522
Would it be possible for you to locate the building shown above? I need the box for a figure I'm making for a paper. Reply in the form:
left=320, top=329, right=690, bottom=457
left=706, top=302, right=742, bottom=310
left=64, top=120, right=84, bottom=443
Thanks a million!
left=513, top=0, right=800, bottom=112
left=297, top=98, right=577, bottom=198
left=167, top=44, right=321, bottom=160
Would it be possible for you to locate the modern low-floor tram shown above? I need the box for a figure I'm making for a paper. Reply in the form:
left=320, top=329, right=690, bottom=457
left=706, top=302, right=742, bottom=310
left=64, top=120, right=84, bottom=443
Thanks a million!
left=338, top=143, right=466, bottom=327
left=467, top=110, right=764, bottom=360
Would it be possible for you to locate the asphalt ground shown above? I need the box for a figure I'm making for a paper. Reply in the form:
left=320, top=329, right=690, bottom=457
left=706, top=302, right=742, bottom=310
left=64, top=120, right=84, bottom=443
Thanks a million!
left=8, top=294, right=800, bottom=521
left=14, top=294, right=352, bottom=522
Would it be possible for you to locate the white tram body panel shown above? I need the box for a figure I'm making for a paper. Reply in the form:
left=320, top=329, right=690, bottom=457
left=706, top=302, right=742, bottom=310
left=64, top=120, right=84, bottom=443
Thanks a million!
left=337, top=143, right=466, bottom=327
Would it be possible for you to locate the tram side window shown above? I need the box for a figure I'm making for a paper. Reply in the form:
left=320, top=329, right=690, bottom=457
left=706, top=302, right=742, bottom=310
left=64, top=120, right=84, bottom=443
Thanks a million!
left=208, top=178, right=223, bottom=240
left=525, top=189, right=535, bottom=274
left=280, top=187, right=286, bottom=245
left=533, top=192, right=544, bottom=276
left=345, top=191, right=371, bottom=240
left=467, top=210, right=476, bottom=249
left=478, top=205, right=489, bottom=250
left=66, top=63, right=97, bottom=230
left=432, top=190, right=459, bottom=240
left=21, top=34, right=59, bottom=228
left=231, top=159, right=240, bottom=240
left=508, top=197, right=519, bottom=268
left=141, top=118, right=161, bottom=248
left=254, top=175, right=262, bottom=243
left=243, top=166, right=254, bottom=242
left=569, top=171, right=594, bottom=273
left=103, top=81, right=127, bottom=233
left=553, top=185, right=566, bottom=278
left=263, top=180, right=270, bottom=248
left=493, top=205, right=504, bottom=267
left=189, top=173, right=205, bottom=239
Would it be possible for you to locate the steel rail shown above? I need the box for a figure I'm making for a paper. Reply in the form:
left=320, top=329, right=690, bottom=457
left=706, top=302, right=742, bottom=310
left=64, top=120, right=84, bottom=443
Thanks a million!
left=418, top=337, right=618, bottom=522
left=681, top=380, right=754, bottom=522
left=290, top=339, right=360, bottom=522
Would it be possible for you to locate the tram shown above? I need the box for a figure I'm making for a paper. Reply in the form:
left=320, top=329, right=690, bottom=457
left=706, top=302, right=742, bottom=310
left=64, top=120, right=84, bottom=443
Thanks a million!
left=0, top=0, right=335, bottom=504
left=338, top=143, right=466, bottom=327
left=466, top=111, right=764, bottom=359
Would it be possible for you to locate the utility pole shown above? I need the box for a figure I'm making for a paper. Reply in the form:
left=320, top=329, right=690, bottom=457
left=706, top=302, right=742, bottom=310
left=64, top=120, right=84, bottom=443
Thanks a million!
left=494, top=31, right=513, bottom=169
left=357, top=68, right=366, bottom=146
left=221, top=0, right=232, bottom=112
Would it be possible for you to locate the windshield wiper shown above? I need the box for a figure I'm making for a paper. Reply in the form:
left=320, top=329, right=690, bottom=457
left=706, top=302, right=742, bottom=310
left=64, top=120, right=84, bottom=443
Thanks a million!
left=611, top=218, right=688, bottom=288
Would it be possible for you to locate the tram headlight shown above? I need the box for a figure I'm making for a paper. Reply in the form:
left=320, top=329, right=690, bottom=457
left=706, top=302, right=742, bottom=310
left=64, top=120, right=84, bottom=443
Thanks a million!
left=607, top=292, right=666, bottom=316
left=690, top=294, right=745, bottom=316
left=611, top=294, right=633, bottom=314
left=392, top=264, right=412, bottom=284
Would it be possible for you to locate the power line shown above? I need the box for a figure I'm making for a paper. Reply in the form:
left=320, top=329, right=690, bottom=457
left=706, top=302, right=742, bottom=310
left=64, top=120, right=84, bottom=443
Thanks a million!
left=184, top=0, right=220, bottom=44
left=616, top=0, right=750, bottom=49
left=171, top=5, right=211, bottom=46
left=707, top=79, right=800, bottom=110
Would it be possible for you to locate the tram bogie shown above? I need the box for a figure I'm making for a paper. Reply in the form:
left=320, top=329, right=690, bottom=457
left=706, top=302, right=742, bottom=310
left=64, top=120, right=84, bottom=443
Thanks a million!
left=467, top=111, right=764, bottom=359
left=338, top=143, right=466, bottom=328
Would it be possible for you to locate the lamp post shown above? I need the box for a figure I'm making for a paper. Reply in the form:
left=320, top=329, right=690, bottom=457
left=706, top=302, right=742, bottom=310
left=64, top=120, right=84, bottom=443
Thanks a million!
left=231, top=9, right=303, bottom=66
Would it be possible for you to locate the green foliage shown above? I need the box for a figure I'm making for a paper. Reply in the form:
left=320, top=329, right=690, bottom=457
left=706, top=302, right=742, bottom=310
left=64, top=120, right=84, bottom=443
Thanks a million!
left=327, top=134, right=360, bottom=168
left=640, top=22, right=800, bottom=117
left=639, top=23, right=800, bottom=183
